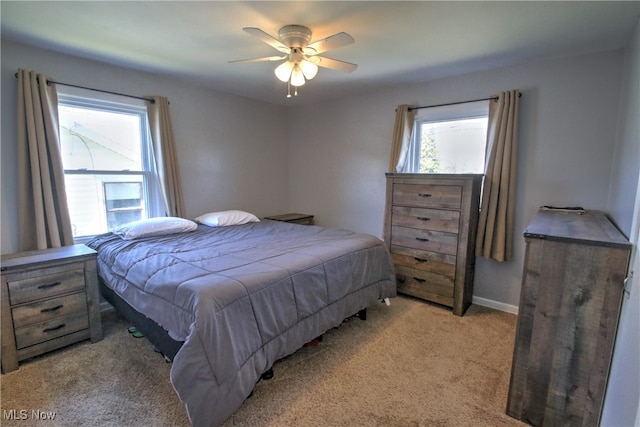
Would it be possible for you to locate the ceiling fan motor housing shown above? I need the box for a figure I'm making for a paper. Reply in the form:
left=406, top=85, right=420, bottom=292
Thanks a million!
left=278, top=25, right=312, bottom=48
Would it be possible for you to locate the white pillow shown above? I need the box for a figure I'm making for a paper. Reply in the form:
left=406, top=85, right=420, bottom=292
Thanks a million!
left=113, top=217, right=197, bottom=240
left=195, top=210, right=260, bottom=227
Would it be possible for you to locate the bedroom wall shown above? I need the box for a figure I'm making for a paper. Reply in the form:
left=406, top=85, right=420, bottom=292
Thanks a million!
left=601, top=17, right=640, bottom=427
left=287, top=49, right=625, bottom=311
left=608, top=21, right=640, bottom=238
left=1, top=40, right=289, bottom=255
left=0, top=38, right=629, bottom=309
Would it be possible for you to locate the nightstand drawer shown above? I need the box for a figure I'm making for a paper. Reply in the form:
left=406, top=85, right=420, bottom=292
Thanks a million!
left=11, top=292, right=88, bottom=329
left=391, top=206, right=460, bottom=234
left=14, top=311, right=89, bottom=350
left=392, top=184, right=462, bottom=209
left=8, top=267, right=85, bottom=305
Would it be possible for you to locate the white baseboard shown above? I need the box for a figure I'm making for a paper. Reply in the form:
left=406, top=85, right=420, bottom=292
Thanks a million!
left=472, top=296, right=519, bottom=315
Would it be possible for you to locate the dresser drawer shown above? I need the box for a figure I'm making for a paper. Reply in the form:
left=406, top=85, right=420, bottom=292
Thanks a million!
left=395, top=264, right=454, bottom=287
left=391, top=206, right=460, bottom=234
left=14, top=311, right=89, bottom=350
left=395, top=266, right=454, bottom=307
left=391, top=226, right=458, bottom=255
left=390, top=245, right=456, bottom=277
left=392, top=184, right=462, bottom=209
left=8, top=267, right=85, bottom=305
left=11, top=292, right=88, bottom=329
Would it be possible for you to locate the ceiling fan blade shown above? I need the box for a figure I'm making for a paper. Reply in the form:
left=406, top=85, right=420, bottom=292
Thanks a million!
left=311, top=56, right=358, bottom=73
left=243, top=27, right=290, bottom=53
left=229, top=55, right=286, bottom=64
left=304, top=32, right=354, bottom=55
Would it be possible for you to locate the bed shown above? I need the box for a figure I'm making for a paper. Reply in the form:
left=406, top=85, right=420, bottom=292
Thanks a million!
left=86, top=216, right=396, bottom=426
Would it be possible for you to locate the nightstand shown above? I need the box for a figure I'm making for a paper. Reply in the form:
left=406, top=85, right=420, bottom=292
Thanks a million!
left=264, top=213, right=315, bottom=225
left=1, top=244, right=103, bottom=373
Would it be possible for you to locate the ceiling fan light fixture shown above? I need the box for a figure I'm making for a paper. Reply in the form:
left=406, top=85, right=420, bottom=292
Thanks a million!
left=233, top=24, right=357, bottom=98
left=274, top=61, right=294, bottom=82
left=290, top=65, right=306, bottom=86
left=300, top=60, right=318, bottom=80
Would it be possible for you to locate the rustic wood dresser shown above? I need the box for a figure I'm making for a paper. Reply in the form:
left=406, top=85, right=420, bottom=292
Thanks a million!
left=383, top=173, right=483, bottom=316
left=507, top=209, right=631, bottom=426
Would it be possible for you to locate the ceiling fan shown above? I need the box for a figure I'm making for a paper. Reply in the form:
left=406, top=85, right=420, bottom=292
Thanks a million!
left=229, top=25, right=358, bottom=98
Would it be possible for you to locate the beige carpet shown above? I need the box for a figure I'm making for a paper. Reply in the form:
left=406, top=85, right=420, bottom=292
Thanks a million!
left=1, top=296, right=526, bottom=427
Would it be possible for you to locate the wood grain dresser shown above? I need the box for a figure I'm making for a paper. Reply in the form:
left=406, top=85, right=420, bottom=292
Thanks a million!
left=1, top=244, right=103, bottom=373
left=384, top=173, right=483, bottom=316
left=506, top=209, right=631, bottom=426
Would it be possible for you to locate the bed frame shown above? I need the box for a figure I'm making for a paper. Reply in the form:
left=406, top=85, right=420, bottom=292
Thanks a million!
left=99, top=279, right=183, bottom=361
left=99, top=278, right=369, bottom=364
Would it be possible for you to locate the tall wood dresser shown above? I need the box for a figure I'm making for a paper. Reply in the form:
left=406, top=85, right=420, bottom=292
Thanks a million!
left=384, top=173, right=483, bottom=316
left=506, top=209, right=631, bottom=426
left=1, top=244, right=103, bottom=373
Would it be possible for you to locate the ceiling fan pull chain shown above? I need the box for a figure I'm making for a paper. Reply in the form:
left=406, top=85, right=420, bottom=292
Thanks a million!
left=287, top=80, right=292, bottom=98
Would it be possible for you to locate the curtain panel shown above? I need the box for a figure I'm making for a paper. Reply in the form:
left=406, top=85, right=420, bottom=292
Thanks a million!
left=146, top=96, right=186, bottom=218
left=389, top=105, right=417, bottom=173
left=476, top=90, right=520, bottom=262
left=16, top=69, right=74, bottom=251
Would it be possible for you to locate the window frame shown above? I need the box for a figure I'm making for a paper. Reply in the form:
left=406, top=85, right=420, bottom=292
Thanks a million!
left=409, top=100, right=489, bottom=174
left=57, top=88, right=161, bottom=241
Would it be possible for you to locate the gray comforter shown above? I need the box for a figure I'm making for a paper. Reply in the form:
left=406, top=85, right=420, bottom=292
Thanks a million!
left=87, top=220, right=396, bottom=426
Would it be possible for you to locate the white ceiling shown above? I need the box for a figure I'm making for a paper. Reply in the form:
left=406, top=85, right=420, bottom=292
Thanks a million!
left=2, top=1, right=639, bottom=106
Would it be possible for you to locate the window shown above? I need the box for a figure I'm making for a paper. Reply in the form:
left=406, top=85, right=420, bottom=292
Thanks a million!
left=58, top=88, right=161, bottom=240
left=407, top=100, right=489, bottom=174
left=104, top=182, right=144, bottom=229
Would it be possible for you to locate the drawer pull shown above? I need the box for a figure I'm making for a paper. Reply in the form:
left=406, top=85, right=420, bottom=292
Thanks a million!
left=37, top=281, right=61, bottom=290
left=415, top=237, right=430, bottom=242
left=41, top=304, right=64, bottom=313
left=414, top=257, right=428, bottom=263
left=416, top=217, right=431, bottom=221
left=413, top=277, right=426, bottom=283
left=418, top=193, right=432, bottom=198
left=43, top=323, right=66, bottom=333
left=396, top=276, right=406, bottom=284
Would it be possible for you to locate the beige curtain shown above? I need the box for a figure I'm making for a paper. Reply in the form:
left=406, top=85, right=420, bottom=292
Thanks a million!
left=476, top=90, right=520, bottom=262
left=16, top=69, right=74, bottom=251
left=389, top=105, right=417, bottom=172
left=146, top=96, right=186, bottom=218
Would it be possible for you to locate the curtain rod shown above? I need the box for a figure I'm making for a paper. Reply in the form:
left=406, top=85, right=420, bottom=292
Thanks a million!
left=408, top=92, right=522, bottom=112
left=14, top=72, right=155, bottom=104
